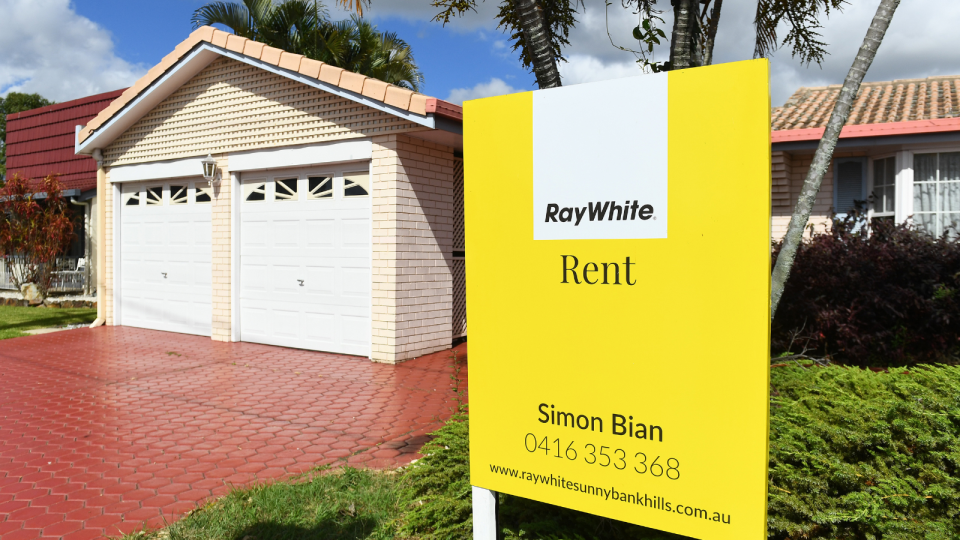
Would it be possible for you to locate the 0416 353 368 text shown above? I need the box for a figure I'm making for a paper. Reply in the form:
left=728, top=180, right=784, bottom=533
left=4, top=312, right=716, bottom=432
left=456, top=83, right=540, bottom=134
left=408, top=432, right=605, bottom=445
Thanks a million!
left=523, top=433, right=679, bottom=480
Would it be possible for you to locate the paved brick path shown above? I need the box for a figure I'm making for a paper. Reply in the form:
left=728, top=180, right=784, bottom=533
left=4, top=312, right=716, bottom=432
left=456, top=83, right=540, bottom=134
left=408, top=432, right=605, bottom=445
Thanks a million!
left=0, top=327, right=467, bottom=539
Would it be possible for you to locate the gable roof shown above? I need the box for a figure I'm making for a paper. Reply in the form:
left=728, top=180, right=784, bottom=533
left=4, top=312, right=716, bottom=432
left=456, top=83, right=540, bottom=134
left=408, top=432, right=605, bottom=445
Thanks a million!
left=6, top=88, right=125, bottom=191
left=771, top=74, right=960, bottom=144
left=77, top=26, right=461, bottom=154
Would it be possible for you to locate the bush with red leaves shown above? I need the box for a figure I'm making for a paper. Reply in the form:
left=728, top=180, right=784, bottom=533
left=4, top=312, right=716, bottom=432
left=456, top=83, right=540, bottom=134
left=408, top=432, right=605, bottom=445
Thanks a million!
left=772, top=209, right=960, bottom=367
left=0, top=174, right=76, bottom=298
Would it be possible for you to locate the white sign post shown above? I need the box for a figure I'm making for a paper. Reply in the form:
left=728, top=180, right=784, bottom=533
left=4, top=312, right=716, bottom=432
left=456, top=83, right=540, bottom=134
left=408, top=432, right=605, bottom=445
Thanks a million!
left=472, top=486, right=499, bottom=540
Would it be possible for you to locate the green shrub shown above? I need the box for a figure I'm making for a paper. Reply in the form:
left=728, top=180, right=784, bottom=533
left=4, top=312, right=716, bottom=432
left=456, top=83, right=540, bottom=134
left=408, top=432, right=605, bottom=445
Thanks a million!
left=403, top=366, right=960, bottom=540
left=397, top=413, right=473, bottom=539
left=769, top=365, right=960, bottom=539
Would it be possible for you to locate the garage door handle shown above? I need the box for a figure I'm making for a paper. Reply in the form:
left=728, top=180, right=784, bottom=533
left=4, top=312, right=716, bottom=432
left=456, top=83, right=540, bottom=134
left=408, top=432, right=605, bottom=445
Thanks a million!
left=162, top=273, right=168, bottom=279
left=297, top=279, right=304, bottom=286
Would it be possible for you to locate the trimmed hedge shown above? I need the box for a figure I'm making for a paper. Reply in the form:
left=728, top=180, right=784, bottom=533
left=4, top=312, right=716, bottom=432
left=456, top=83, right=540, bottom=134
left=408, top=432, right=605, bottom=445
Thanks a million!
left=772, top=214, right=960, bottom=367
left=400, top=365, right=960, bottom=539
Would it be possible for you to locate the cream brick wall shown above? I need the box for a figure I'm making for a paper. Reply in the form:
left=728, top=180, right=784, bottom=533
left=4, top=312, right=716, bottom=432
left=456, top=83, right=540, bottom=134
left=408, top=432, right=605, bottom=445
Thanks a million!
left=104, top=171, right=115, bottom=325
left=104, top=57, right=422, bottom=168
left=211, top=156, right=232, bottom=342
left=371, top=134, right=455, bottom=363
left=771, top=151, right=865, bottom=242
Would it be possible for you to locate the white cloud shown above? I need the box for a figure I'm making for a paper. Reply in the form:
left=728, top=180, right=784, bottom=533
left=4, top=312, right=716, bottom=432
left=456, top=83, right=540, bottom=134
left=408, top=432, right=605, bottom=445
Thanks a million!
left=0, top=0, right=146, bottom=102
left=447, top=77, right=522, bottom=104
left=558, top=55, right=639, bottom=85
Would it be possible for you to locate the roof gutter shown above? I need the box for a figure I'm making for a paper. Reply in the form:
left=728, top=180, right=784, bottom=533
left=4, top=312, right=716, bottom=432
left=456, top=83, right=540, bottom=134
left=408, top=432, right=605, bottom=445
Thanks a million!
left=772, top=117, right=960, bottom=144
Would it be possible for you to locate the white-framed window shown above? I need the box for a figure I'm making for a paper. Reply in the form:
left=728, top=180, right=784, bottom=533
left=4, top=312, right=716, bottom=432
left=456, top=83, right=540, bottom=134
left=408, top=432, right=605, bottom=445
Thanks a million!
left=195, top=184, right=213, bottom=203
left=170, top=185, right=188, bottom=205
left=913, top=152, right=960, bottom=237
left=122, top=184, right=141, bottom=206
left=343, top=172, right=369, bottom=198
left=145, top=186, right=163, bottom=206
left=871, top=156, right=896, bottom=219
left=308, top=176, right=334, bottom=199
left=243, top=180, right=267, bottom=202
left=275, top=178, right=299, bottom=201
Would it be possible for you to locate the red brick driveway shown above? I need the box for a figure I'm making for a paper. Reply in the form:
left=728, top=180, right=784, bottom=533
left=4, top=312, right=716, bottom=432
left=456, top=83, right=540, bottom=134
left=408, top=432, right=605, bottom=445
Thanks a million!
left=0, top=327, right=467, bottom=539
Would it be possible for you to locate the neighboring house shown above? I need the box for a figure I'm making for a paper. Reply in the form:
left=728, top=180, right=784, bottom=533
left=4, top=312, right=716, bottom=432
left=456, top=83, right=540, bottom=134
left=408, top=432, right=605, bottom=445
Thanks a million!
left=75, top=27, right=465, bottom=363
left=771, top=75, right=960, bottom=239
left=4, top=89, right=126, bottom=294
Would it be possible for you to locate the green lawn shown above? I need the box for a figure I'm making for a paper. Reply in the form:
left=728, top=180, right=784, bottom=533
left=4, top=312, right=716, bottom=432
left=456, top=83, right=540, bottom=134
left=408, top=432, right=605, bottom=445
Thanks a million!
left=0, top=305, right=97, bottom=340
left=122, top=467, right=402, bottom=540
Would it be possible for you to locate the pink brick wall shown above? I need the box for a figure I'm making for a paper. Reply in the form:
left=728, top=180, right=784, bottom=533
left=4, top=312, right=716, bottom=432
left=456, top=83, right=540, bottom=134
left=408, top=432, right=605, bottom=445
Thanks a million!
left=371, top=134, right=455, bottom=363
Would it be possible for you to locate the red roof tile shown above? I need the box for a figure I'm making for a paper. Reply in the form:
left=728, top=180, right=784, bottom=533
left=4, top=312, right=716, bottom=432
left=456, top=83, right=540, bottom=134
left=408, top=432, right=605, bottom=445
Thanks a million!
left=772, top=75, right=960, bottom=131
left=5, top=88, right=126, bottom=192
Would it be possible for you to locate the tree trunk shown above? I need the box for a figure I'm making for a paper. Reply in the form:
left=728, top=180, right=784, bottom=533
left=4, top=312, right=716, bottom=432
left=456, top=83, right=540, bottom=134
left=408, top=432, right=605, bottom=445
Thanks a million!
left=669, top=0, right=701, bottom=70
left=515, top=0, right=562, bottom=88
left=769, top=0, right=901, bottom=321
left=703, top=0, right=723, bottom=66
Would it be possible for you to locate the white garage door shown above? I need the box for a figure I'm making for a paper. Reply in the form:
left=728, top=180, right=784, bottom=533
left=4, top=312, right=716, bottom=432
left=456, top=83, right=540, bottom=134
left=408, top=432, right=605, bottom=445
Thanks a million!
left=119, top=180, right=212, bottom=336
left=239, top=165, right=371, bottom=356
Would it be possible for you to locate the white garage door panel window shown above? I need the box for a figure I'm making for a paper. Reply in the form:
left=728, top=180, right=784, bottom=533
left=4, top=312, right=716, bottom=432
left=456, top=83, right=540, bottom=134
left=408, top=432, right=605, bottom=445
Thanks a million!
left=240, top=167, right=371, bottom=356
left=120, top=181, right=212, bottom=336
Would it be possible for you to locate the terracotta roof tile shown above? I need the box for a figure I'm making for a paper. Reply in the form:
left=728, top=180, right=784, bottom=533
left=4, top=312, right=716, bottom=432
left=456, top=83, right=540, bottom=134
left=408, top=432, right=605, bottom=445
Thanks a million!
left=409, top=94, right=428, bottom=116
left=384, top=87, right=414, bottom=110
left=211, top=29, right=229, bottom=48
left=773, top=74, right=960, bottom=131
left=339, top=71, right=367, bottom=94
left=298, top=58, right=323, bottom=79
left=318, top=64, right=344, bottom=85
left=226, top=34, right=248, bottom=53
left=77, top=26, right=458, bottom=146
left=243, top=40, right=265, bottom=59
left=278, top=51, right=303, bottom=71
left=361, top=79, right=389, bottom=102
left=260, top=45, right=283, bottom=65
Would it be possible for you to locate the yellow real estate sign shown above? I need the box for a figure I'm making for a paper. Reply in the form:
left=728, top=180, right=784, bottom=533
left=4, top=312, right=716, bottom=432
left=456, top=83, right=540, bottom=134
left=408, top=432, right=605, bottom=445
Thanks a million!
left=464, top=59, right=772, bottom=540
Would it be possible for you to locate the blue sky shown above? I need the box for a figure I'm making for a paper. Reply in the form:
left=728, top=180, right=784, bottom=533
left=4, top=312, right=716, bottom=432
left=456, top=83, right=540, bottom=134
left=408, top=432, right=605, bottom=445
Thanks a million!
left=66, top=0, right=538, bottom=101
left=3, top=0, right=960, bottom=107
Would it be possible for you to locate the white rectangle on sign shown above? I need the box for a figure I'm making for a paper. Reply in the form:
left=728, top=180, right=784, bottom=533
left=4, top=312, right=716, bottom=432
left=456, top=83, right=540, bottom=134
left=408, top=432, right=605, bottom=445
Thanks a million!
left=533, top=75, right=668, bottom=240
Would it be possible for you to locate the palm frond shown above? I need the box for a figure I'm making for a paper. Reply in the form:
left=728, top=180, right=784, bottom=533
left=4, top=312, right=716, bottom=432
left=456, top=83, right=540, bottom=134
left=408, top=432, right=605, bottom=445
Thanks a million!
left=335, top=0, right=370, bottom=16
left=192, top=2, right=256, bottom=39
left=753, top=0, right=778, bottom=59
left=754, top=0, right=847, bottom=66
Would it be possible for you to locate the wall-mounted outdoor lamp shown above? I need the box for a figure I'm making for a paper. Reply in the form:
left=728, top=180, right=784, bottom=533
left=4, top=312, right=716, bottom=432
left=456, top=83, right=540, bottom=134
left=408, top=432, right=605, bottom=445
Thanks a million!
left=201, top=154, right=220, bottom=187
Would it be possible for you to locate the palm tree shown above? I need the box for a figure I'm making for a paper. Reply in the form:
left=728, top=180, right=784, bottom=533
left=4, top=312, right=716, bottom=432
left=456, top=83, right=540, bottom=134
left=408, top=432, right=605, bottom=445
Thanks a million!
left=192, top=0, right=423, bottom=91
left=514, top=0, right=562, bottom=89
left=770, top=0, right=902, bottom=320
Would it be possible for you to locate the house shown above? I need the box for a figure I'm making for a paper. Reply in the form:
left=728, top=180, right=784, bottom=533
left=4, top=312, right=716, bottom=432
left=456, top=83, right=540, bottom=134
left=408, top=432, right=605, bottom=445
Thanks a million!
left=4, top=89, right=125, bottom=294
left=74, top=26, right=465, bottom=363
left=771, top=75, right=960, bottom=239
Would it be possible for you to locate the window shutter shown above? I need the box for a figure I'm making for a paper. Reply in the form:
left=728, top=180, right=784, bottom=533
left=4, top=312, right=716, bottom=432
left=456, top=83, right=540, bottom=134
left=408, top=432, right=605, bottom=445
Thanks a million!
left=835, top=160, right=864, bottom=214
